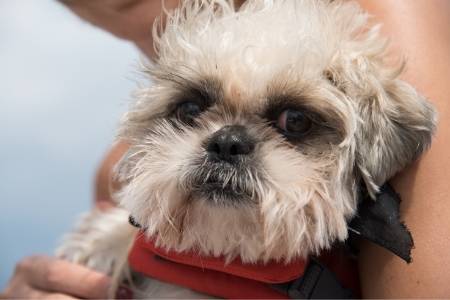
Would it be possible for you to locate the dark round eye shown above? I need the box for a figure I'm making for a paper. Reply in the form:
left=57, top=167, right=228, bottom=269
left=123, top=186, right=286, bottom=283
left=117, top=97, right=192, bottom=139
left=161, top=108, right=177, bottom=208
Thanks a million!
left=176, top=101, right=203, bottom=124
left=277, top=109, right=312, bottom=135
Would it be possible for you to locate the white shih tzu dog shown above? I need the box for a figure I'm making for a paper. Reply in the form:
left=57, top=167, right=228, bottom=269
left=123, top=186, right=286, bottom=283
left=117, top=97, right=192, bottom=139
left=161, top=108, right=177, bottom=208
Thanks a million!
left=57, top=0, right=436, bottom=297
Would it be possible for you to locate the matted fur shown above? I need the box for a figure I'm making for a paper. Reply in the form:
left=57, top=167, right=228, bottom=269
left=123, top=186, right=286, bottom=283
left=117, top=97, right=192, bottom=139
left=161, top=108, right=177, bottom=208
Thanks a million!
left=58, top=0, right=436, bottom=297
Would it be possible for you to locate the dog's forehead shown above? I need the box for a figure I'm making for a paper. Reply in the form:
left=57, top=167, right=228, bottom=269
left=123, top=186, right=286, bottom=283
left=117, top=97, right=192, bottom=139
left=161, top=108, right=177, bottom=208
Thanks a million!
left=155, top=0, right=366, bottom=110
left=158, top=0, right=354, bottom=63
left=177, top=20, right=336, bottom=108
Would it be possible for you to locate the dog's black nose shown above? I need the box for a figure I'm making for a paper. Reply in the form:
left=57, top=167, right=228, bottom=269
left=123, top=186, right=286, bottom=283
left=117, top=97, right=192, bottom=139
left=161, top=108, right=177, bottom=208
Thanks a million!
left=206, top=125, right=255, bottom=162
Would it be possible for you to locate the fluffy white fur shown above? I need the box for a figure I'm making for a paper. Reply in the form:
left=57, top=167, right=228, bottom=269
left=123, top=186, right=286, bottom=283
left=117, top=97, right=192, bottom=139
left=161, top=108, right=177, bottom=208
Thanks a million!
left=56, top=208, right=135, bottom=274
left=57, top=0, right=436, bottom=297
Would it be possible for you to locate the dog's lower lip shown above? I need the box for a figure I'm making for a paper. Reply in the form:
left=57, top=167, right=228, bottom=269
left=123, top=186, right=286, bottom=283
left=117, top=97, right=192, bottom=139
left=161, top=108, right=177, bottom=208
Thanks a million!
left=192, top=178, right=250, bottom=202
left=202, top=180, right=237, bottom=193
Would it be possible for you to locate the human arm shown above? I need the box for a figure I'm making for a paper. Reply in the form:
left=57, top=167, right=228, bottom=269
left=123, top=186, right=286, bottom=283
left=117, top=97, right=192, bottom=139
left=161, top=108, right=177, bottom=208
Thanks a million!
left=95, top=141, right=130, bottom=209
left=355, top=0, right=450, bottom=297
left=59, top=0, right=179, bottom=57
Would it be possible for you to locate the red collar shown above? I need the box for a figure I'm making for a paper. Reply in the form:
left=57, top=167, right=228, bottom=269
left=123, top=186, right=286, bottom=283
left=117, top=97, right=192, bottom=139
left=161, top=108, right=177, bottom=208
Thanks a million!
left=128, top=233, right=359, bottom=298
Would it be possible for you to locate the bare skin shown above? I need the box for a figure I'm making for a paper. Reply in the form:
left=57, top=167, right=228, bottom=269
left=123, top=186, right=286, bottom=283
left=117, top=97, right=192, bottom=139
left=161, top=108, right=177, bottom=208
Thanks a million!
left=2, top=0, right=449, bottom=298
left=356, top=0, right=450, bottom=297
left=59, top=0, right=178, bottom=57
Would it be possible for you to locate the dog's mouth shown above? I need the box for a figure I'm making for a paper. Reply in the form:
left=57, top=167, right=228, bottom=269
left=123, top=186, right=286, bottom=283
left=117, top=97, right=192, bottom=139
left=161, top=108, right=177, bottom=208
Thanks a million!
left=192, top=176, right=251, bottom=205
left=189, top=162, right=255, bottom=205
left=204, top=177, right=248, bottom=197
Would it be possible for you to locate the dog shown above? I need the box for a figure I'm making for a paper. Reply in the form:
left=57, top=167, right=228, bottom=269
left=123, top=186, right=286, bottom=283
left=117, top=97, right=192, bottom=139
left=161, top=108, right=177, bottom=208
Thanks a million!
left=57, top=0, right=436, bottom=297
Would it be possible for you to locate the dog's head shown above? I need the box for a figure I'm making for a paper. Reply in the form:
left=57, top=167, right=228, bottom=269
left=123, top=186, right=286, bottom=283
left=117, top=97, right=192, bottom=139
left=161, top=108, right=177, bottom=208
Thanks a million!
left=116, top=0, right=436, bottom=263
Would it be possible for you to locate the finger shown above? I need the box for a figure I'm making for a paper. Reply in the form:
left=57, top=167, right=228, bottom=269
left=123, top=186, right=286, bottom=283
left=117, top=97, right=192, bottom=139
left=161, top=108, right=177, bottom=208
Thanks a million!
left=24, top=256, right=111, bottom=299
left=0, top=278, right=76, bottom=299
left=27, top=288, right=78, bottom=300
left=44, top=293, right=78, bottom=300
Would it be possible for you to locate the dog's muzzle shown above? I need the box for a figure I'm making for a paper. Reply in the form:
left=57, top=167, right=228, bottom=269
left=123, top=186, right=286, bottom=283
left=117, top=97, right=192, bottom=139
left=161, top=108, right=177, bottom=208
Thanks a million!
left=188, top=125, right=258, bottom=204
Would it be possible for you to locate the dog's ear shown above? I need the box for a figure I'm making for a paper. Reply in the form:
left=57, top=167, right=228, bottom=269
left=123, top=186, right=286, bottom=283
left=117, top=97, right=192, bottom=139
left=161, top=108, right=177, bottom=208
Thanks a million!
left=354, top=76, right=436, bottom=196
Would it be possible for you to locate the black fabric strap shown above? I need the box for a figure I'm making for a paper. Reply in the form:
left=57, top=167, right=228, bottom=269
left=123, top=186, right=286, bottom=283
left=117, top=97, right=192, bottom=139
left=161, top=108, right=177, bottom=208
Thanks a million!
left=272, top=259, right=352, bottom=299
left=348, top=183, right=413, bottom=263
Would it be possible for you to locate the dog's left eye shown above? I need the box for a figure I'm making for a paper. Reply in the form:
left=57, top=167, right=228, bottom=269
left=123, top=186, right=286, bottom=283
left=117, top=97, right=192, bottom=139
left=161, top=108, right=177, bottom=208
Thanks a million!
left=175, top=101, right=203, bottom=124
left=276, top=109, right=313, bottom=136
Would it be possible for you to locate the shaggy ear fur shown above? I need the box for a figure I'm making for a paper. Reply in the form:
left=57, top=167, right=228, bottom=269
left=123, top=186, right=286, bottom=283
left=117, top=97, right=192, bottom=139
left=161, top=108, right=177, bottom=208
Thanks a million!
left=355, top=75, right=436, bottom=196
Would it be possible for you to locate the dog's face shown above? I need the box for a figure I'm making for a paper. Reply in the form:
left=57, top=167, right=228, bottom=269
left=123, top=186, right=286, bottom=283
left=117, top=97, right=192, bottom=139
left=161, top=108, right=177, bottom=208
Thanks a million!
left=116, top=0, right=436, bottom=263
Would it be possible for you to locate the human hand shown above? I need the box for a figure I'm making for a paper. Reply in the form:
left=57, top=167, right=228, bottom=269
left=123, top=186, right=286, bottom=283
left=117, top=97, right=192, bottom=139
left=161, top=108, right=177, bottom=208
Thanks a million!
left=0, top=255, right=118, bottom=299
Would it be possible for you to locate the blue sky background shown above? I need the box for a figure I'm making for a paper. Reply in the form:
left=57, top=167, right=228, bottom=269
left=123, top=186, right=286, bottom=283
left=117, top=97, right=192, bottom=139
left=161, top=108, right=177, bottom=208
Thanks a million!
left=0, top=0, right=141, bottom=288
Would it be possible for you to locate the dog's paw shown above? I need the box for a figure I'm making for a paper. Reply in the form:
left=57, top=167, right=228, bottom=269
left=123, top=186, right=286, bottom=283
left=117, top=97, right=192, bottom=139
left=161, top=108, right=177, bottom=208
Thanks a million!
left=56, top=207, right=137, bottom=275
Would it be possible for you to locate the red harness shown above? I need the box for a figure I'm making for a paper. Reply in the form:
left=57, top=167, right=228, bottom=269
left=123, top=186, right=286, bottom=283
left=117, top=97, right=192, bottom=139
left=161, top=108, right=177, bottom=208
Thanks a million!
left=128, top=233, right=360, bottom=298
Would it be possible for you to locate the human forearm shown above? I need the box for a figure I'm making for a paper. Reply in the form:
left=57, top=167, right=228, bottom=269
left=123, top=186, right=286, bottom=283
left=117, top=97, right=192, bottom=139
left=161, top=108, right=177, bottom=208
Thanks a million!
left=59, top=0, right=180, bottom=57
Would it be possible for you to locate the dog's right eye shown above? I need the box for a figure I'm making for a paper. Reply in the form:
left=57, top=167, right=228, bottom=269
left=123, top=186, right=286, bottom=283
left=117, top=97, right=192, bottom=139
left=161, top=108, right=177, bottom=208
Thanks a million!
left=175, top=101, right=203, bottom=125
left=276, top=109, right=313, bottom=137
